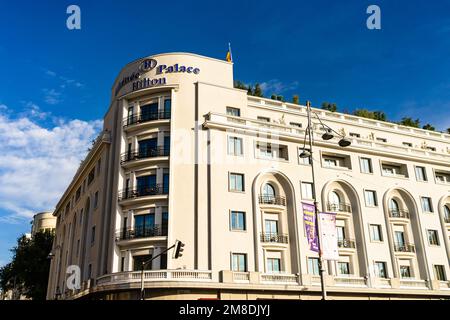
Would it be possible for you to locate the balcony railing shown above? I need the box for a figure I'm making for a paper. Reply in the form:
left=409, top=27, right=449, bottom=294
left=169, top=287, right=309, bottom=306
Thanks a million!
left=337, top=238, right=356, bottom=249
left=394, top=243, right=415, bottom=253
left=258, top=195, right=286, bottom=206
left=118, top=184, right=167, bottom=201
left=121, top=147, right=169, bottom=164
left=116, top=225, right=168, bottom=241
left=260, top=232, right=289, bottom=244
left=327, top=202, right=352, bottom=213
left=389, top=209, right=410, bottom=219
left=123, top=111, right=171, bottom=127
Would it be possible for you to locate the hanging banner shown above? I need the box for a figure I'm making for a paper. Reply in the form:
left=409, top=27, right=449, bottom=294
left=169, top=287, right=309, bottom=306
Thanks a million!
left=318, top=212, right=339, bottom=261
left=302, top=202, right=319, bottom=252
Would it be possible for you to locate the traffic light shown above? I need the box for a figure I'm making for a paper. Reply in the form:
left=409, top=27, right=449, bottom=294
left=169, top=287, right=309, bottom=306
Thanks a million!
left=173, top=240, right=185, bottom=259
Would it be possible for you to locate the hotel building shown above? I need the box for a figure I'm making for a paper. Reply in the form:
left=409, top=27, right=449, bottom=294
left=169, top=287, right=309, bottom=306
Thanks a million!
left=46, top=52, right=450, bottom=300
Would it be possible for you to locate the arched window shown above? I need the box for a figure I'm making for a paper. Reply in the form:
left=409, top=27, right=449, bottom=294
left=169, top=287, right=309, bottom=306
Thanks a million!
left=329, top=191, right=341, bottom=205
left=389, top=199, right=400, bottom=213
left=444, top=205, right=450, bottom=220
left=263, top=183, right=276, bottom=198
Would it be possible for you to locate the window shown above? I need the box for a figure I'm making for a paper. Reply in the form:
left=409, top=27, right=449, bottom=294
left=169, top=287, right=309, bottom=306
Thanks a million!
left=360, top=158, right=373, bottom=173
left=229, top=173, right=244, bottom=192
left=444, top=205, right=450, bottom=221
left=290, top=122, right=302, bottom=128
left=133, top=255, right=152, bottom=271
left=415, top=166, right=427, bottom=182
left=435, top=171, right=450, bottom=184
left=226, top=107, right=240, bottom=117
left=374, top=262, right=387, bottom=278
left=263, top=183, right=275, bottom=198
left=257, top=116, right=270, bottom=122
left=230, top=211, right=246, bottom=231
left=120, top=257, right=125, bottom=272
left=370, top=224, right=383, bottom=242
left=308, top=258, right=320, bottom=275
left=265, top=220, right=278, bottom=235
left=324, top=158, right=337, bottom=167
left=301, top=182, right=313, bottom=200
left=87, top=264, right=92, bottom=279
left=135, top=213, right=155, bottom=237
left=164, top=98, right=171, bottom=117
left=400, top=265, right=411, bottom=278
left=75, top=187, right=81, bottom=202
left=421, top=197, right=433, bottom=212
left=336, top=225, right=345, bottom=243
left=256, top=142, right=289, bottom=161
left=266, top=258, right=281, bottom=273
left=338, top=262, right=350, bottom=275
left=94, top=191, right=99, bottom=209
left=349, top=133, right=360, bottom=138
left=231, top=253, right=247, bottom=272
left=434, top=265, right=446, bottom=281
left=364, top=190, right=378, bottom=207
left=376, top=137, right=387, bottom=143
left=381, top=162, right=408, bottom=177
left=402, top=142, right=413, bottom=148
left=87, top=168, right=95, bottom=185
left=395, top=231, right=405, bottom=247
left=427, top=230, right=440, bottom=246
left=389, top=199, right=400, bottom=213
left=97, top=158, right=101, bottom=176
left=329, top=191, right=341, bottom=206
left=91, top=226, right=96, bottom=245
left=228, top=137, right=243, bottom=156
left=160, top=253, right=167, bottom=269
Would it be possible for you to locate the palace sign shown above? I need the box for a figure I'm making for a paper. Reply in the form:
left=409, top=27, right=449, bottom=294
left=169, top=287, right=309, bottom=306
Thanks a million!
left=114, top=58, right=200, bottom=96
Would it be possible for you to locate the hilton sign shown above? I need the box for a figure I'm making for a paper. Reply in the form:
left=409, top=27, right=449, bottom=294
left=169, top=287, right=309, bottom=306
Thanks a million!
left=114, top=58, right=200, bottom=96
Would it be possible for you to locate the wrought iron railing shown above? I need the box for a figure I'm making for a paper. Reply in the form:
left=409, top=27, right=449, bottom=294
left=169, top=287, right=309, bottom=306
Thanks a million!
left=337, top=238, right=356, bottom=249
left=389, top=209, right=410, bottom=219
left=260, top=232, right=289, bottom=244
left=118, top=184, right=167, bottom=201
left=116, top=225, right=168, bottom=241
left=258, top=195, right=286, bottom=206
left=123, top=111, right=171, bottom=127
left=121, top=147, right=169, bottom=163
left=327, top=202, right=352, bottom=213
left=394, top=243, right=415, bottom=253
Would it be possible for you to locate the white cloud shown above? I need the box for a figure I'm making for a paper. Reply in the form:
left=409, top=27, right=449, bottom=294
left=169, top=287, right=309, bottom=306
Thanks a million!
left=43, top=88, right=62, bottom=105
left=0, top=109, right=103, bottom=223
left=260, top=79, right=299, bottom=95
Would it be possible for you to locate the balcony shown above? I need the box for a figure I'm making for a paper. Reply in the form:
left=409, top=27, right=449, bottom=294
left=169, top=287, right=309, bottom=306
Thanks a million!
left=394, top=243, right=415, bottom=253
left=120, top=147, right=169, bottom=164
left=123, top=111, right=171, bottom=127
left=327, top=202, right=352, bottom=213
left=118, top=184, right=167, bottom=201
left=258, top=195, right=286, bottom=206
left=337, top=238, right=356, bottom=249
left=260, top=232, right=289, bottom=244
left=116, top=225, right=168, bottom=241
left=389, top=209, right=410, bottom=219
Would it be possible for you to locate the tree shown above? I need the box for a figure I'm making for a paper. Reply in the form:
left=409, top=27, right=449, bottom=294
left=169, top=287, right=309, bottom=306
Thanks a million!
left=253, top=83, right=264, bottom=97
left=270, top=94, right=277, bottom=100
left=446, top=128, right=450, bottom=134
left=399, top=117, right=420, bottom=128
left=321, top=102, right=337, bottom=112
left=292, top=95, right=299, bottom=104
left=0, top=230, right=54, bottom=300
left=233, top=80, right=247, bottom=91
left=422, top=123, right=435, bottom=131
left=353, top=109, right=387, bottom=122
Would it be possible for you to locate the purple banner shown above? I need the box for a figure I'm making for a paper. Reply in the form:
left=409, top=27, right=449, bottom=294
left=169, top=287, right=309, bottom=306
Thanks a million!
left=302, top=202, right=319, bottom=252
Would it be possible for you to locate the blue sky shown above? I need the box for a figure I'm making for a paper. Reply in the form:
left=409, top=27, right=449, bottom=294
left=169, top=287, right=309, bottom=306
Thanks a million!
left=0, top=0, right=449, bottom=265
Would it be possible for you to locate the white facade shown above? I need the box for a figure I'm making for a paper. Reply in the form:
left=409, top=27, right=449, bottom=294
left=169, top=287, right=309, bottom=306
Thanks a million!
left=47, top=52, right=450, bottom=300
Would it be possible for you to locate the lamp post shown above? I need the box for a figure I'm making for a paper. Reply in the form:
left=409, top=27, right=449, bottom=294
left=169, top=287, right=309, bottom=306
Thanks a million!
left=299, top=101, right=351, bottom=300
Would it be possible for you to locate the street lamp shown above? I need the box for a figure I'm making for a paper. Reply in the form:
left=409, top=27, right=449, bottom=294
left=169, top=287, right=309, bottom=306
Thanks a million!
left=300, top=101, right=351, bottom=300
